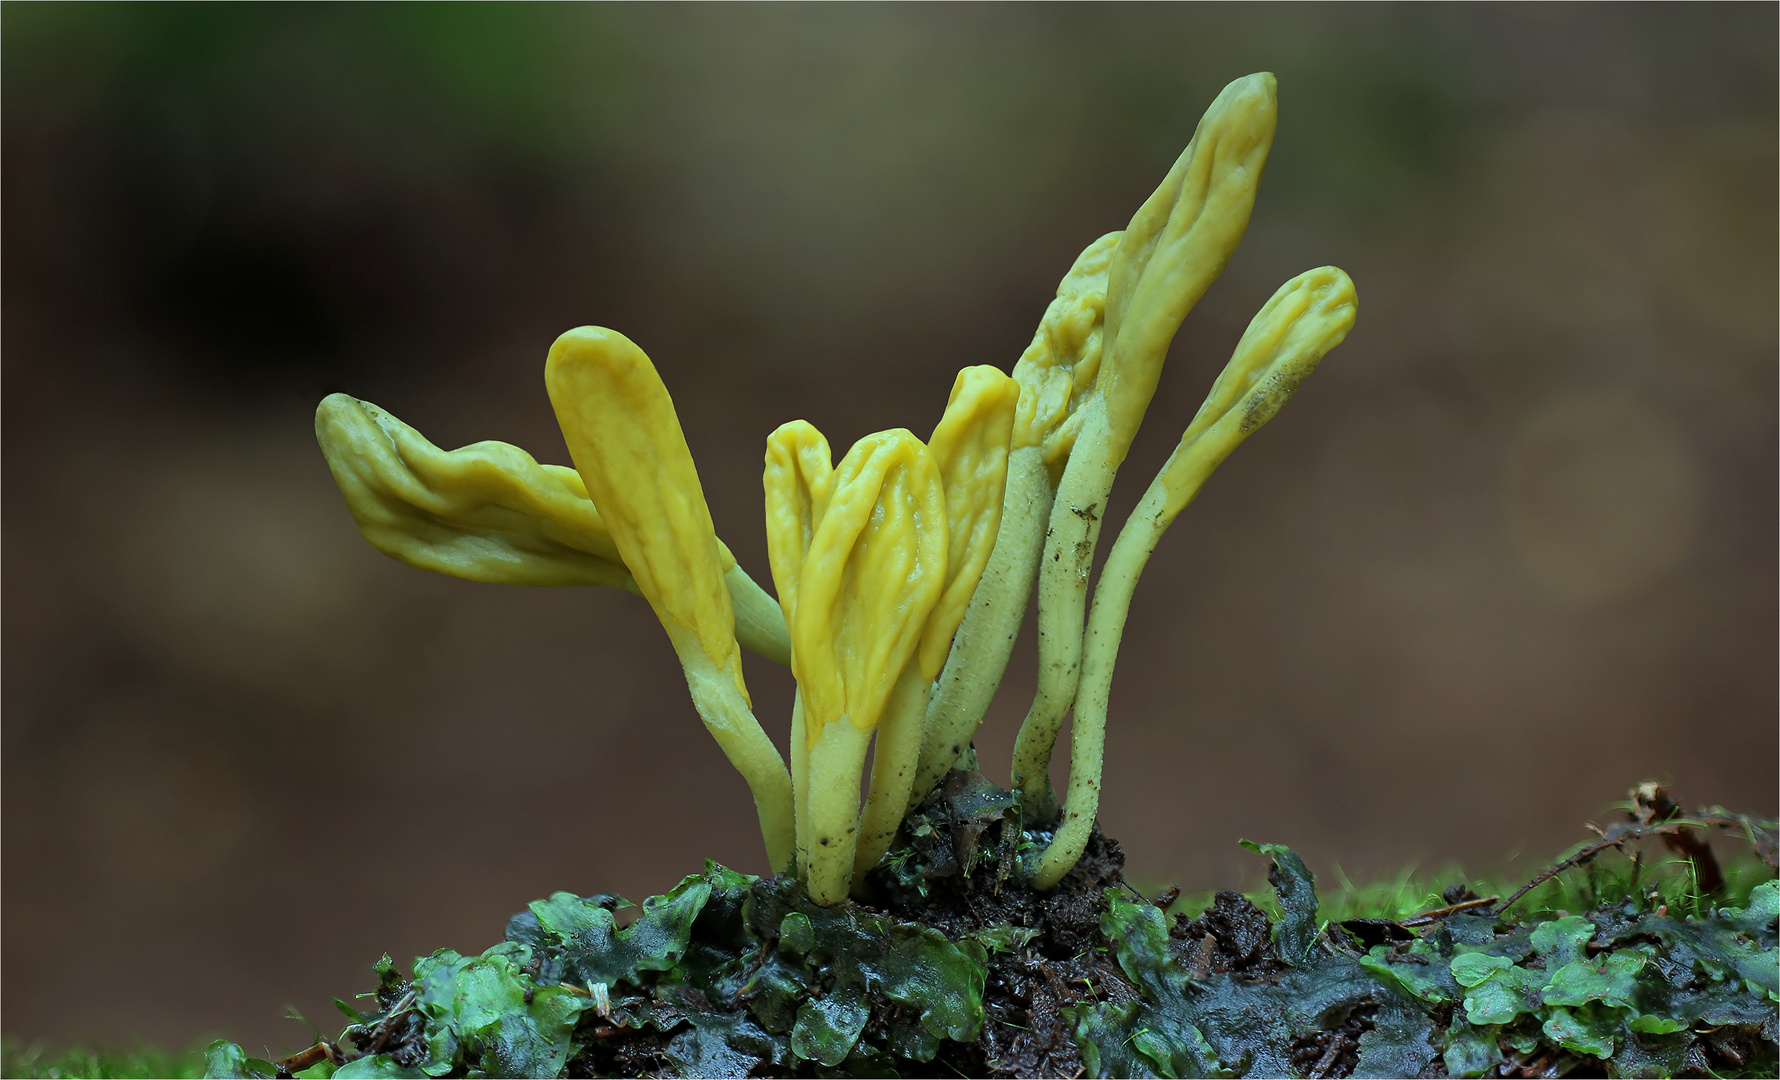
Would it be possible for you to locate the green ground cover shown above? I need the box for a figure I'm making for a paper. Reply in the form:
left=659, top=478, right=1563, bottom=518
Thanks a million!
left=8, top=786, right=1773, bottom=1080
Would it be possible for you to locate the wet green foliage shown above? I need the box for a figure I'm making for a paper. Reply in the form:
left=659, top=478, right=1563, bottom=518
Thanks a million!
left=189, top=832, right=1775, bottom=1078
left=1079, top=858, right=1777, bottom=1080
left=199, top=859, right=996, bottom=1079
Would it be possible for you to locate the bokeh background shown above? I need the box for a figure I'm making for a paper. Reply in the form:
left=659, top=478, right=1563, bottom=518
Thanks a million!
left=4, top=3, right=1774, bottom=1055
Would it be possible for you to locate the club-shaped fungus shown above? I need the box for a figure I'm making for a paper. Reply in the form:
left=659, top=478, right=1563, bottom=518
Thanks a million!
left=315, top=393, right=791, bottom=665
left=315, top=71, right=1355, bottom=906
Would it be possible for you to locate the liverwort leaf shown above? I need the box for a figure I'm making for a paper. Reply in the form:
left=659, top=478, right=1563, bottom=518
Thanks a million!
left=1542, top=951, right=1645, bottom=1009
left=790, top=988, right=870, bottom=1066
left=1450, top=952, right=1513, bottom=988
left=1133, top=1015, right=1227, bottom=1080
left=1450, top=953, right=1542, bottom=1026
left=1352, top=996, right=1437, bottom=1079
left=1358, top=942, right=1456, bottom=1003
left=1102, top=891, right=1176, bottom=999
left=1239, top=840, right=1319, bottom=964
left=778, top=912, right=815, bottom=956
left=1626, top=1013, right=1687, bottom=1035
left=409, top=943, right=592, bottom=1079
left=742, top=953, right=811, bottom=1035
left=495, top=984, right=593, bottom=1078
left=1723, top=879, right=1778, bottom=937
left=1069, top=1000, right=1164, bottom=1080
left=203, top=1040, right=277, bottom=1080
left=331, top=1056, right=426, bottom=1079
left=1440, top=1022, right=1504, bottom=1079
left=884, top=1013, right=941, bottom=1063
left=1130, top=1027, right=1185, bottom=1079
left=517, top=875, right=712, bottom=990
left=1528, top=915, right=1595, bottom=968
left=1612, top=1029, right=1692, bottom=1078
left=1540, top=1004, right=1619, bottom=1058
left=663, top=1011, right=776, bottom=1079
left=1733, top=945, right=1779, bottom=996
left=859, top=923, right=987, bottom=1046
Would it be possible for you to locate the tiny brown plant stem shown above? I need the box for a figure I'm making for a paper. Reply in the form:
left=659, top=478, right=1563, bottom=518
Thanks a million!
left=1401, top=895, right=1500, bottom=927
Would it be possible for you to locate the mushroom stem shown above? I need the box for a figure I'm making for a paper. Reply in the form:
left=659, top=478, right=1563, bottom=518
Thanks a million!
left=1026, top=470, right=1157, bottom=889
left=1030, top=265, right=1356, bottom=889
left=803, top=714, right=874, bottom=905
left=1008, top=404, right=1114, bottom=822
left=726, top=564, right=791, bottom=667
left=679, top=655, right=799, bottom=874
left=855, top=664, right=934, bottom=885
left=790, top=688, right=809, bottom=878
left=546, top=326, right=797, bottom=875
left=908, top=445, right=1053, bottom=810
left=1010, top=71, right=1279, bottom=824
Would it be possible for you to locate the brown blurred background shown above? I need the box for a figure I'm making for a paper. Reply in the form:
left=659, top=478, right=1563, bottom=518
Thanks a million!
left=3, top=3, right=1774, bottom=1055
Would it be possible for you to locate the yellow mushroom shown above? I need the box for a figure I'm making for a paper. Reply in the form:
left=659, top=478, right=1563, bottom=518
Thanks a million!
left=852, top=367, right=1018, bottom=882
left=310, top=69, right=1360, bottom=908
left=917, top=367, right=1022, bottom=683
left=762, top=419, right=836, bottom=876
left=907, top=234, right=1121, bottom=812
left=1030, top=266, right=1357, bottom=889
left=314, top=394, right=791, bottom=666
left=1012, top=232, right=1125, bottom=472
left=1012, top=71, right=1278, bottom=823
left=546, top=327, right=796, bottom=873
left=779, top=429, right=946, bottom=905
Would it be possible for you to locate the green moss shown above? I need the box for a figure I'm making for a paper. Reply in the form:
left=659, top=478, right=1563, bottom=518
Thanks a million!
left=0, top=1040, right=206, bottom=1079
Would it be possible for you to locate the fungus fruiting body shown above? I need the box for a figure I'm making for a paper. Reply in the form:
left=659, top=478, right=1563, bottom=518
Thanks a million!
left=316, top=71, right=1356, bottom=905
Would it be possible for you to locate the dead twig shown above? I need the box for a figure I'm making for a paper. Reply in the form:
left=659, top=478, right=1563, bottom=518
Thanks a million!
left=1400, top=895, right=1500, bottom=927
left=274, top=1042, right=338, bottom=1076
left=364, top=990, right=419, bottom=1055
left=1494, top=784, right=1779, bottom=918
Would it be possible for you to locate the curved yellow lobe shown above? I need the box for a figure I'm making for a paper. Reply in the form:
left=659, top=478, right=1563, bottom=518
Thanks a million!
left=544, top=326, right=746, bottom=702
left=1011, top=232, right=1122, bottom=468
left=1101, top=71, right=1278, bottom=463
left=793, top=429, right=947, bottom=745
left=763, top=420, right=836, bottom=632
left=316, top=393, right=632, bottom=589
left=917, top=366, right=1019, bottom=679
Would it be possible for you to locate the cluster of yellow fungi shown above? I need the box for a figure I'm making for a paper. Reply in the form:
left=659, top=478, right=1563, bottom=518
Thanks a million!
left=316, top=72, right=1356, bottom=905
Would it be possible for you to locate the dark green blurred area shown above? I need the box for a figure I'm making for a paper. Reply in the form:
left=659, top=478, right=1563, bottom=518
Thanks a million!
left=3, top=2, right=1774, bottom=1055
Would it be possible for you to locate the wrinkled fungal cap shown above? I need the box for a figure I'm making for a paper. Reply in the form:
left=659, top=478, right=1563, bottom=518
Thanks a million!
left=762, top=420, right=836, bottom=636
left=791, top=429, right=947, bottom=747
left=316, top=393, right=639, bottom=589
left=917, top=366, right=1020, bottom=678
left=1011, top=232, right=1121, bottom=466
left=544, top=327, right=748, bottom=702
left=1101, top=71, right=1279, bottom=462
left=1163, top=266, right=1357, bottom=516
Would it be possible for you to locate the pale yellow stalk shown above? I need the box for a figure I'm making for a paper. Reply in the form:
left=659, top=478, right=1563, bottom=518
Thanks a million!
left=851, top=663, right=931, bottom=884
left=546, top=327, right=795, bottom=873
left=1031, top=267, right=1356, bottom=888
left=771, top=429, right=946, bottom=904
left=909, top=234, right=1121, bottom=810
left=763, top=420, right=835, bottom=875
left=1011, top=72, right=1279, bottom=823
left=852, top=367, right=1017, bottom=884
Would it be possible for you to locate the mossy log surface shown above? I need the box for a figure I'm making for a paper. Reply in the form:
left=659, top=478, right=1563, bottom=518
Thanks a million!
left=185, top=775, right=1775, bottom=1079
